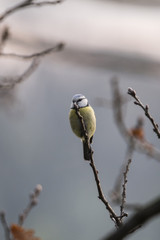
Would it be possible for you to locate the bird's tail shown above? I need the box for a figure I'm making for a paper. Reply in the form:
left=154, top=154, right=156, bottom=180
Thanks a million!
left=82, top=140, right=91, bottom=161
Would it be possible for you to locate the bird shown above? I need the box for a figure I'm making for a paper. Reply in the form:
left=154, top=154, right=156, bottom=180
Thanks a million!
left=69, top=94, right=96, bottom=160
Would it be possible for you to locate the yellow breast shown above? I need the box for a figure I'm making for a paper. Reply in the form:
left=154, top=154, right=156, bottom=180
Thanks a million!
left=69, top=106, right=96, bottom=140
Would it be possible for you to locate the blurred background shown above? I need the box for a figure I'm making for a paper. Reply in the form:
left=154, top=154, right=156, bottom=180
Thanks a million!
left=0, top=0, right=160, bottom=240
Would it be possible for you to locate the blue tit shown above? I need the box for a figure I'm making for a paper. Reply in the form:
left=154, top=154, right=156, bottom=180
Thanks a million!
left=69, top=94, right=96, bottom=160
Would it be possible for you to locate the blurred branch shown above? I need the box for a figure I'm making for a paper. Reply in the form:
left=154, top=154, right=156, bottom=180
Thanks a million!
left=111, top=78, right=129, bottom=138
left=0, top=0, right=65, bottom=91
left=18, top=184, right=42, bottom=225
left=74, top=103, right=122, bottom=228
left=0, top=43, right=64, bottom=59
left=0, top=212, right=11, bottom=240
left=0, top=58, right=40, bottom=90
left=0, top=185, right=42, bottom=240
left=128, top=87, right=160, bottom=139
left=0, top=26, right=10, bottom=52
left=102, top=196, right=160, bottom=240
left=0, top=43, right=64, bottom=90
left=114, top=201, right=144, bottom=212
left=0, top=0, right=63, bottom=22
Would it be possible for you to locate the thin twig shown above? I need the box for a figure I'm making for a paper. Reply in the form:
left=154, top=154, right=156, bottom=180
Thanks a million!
left=120, top=159, right=132, bottom=219
left=110, top=139, right=134, bottom=204
left=0, top=0, right=63, bottom=22
left=109, top=141, right=141, bottom=214
left=18, top=184, right=42, bottom=226
left=128, top=87, right=160, bottom=139
left=0, top=211, right=11, bottom=240
left=74, top=103, right=122, bottom=228
left=102, top=196, right=160, bottom=240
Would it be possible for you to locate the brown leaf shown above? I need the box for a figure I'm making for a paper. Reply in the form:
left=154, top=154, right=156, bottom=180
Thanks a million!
left=11, top=224, right=41, bottom=240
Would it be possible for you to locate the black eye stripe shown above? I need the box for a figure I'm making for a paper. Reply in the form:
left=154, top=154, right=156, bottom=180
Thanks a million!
left=77, top=99, right=82, bottom=102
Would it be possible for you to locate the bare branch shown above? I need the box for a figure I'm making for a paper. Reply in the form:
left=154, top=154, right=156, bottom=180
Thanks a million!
left=0, top=43, right=64, bottom=59
left=0, top=58, right=40, bottom=90
left=74, top=103, right=122, bottom=228
left=110, top=78, right=160, bottom=163
left=0, top=43, right=64, bottom=90
left=89, top=155, right=122, bottom=228
left=128, top=87, right=160, bottom=139
left=14, top=58, right=40, bottom=85
left=0, top=0, right=63, bottom=22
left=18, top=184, right=43, bottom=226
left=120, top=159, right=132, bottom=219
left=0, top=26, right=10, bottom=52
left=102, top=196, right=160, bottom=240
left=111, top=77, right=129, bottom=138
left=110, top=138, right=134, bottom=204
left=0, top=211, right=11, bottom=240
left=109, top=140, right=144, bottom=214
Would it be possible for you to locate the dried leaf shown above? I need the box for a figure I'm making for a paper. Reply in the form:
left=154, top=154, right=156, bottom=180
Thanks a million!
left=11, top=224, right=41, bottom=240
left=129, top=128, right=144, bottom=141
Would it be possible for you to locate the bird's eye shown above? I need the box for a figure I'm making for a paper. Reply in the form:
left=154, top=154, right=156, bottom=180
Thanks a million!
left=77, top=99, right=82, bottom=103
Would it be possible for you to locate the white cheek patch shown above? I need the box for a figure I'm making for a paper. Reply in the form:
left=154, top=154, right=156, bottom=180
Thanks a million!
left=78, top=98, right=88, bottom=108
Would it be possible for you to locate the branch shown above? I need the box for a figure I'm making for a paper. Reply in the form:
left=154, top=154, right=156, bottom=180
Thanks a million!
left=0, top=26, right=10, bottom=52
left=14, top=58, right=40, bottom=85
left=110, top=78, right=160, bottom=163
left=0, top=43, right=64, bottom=59
left=110, top=78, right=129, bottom=138
left=18, top=184, right=42, bottom=225
left=0, top=185, right=42, bottom=240
left=74, top=103, right=122, bottom=228
left=0, top=58, right=40, bottom=90
left=89, top=155, right=122, bottom=227
left=0, top=211, right=11, bottom=240
left=102, top=196, right=160, bottom=240
left=128, top=87, right=160, bottom=139
left=0, top=0, right=63, bottom=22
left=110, top=138, right=134, bottom=204
left=109, top=142, right=144, bottom=213
left=120, top=159, right=132, bottom=219
left=0, top=43, right=64, bottom=90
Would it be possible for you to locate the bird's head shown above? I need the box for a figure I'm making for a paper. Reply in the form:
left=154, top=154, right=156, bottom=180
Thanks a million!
left=70, top=94, right=89, bottom=109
